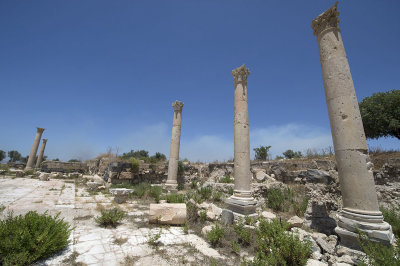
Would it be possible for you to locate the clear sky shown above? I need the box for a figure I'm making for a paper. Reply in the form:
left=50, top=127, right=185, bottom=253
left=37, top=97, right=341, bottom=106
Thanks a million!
left=1, top=0, right=399, bottom=162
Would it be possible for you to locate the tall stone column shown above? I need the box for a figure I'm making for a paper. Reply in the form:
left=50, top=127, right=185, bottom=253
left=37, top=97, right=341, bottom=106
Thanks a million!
left=35, top=139, right=48, bottom=168
left=25, top=127, right=45, bottom=170
left=312, top=3, right=393, bottom=247
left=165, top=101, right=184, bottom=190
left=226, top=65, right=256, bottom=215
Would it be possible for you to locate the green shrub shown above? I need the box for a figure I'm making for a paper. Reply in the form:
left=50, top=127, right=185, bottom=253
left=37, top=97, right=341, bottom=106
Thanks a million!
left=163, top=193, right=185, bottom=203
left=183, top=222, right=189, bottom=234
left=178, top=160, right=185, bottom=175
left=148, top=229, right=162, bottom=247
left=206, top=223, right=225, bottom=247
left=190, top=180, right=198, bottom=189
left=0, top=211, right=71, bottom=266
left=358, top=233, right=400, bottom=266
left=212, top=191, right=222, bottom=202
left=267, top=187, right=286, bottom=211
left=234, top=220, right=252, bottom=246
left=228, top=187, right=234, bottom=195
left=129, top=157, right=140, bottom=172
left=149, top=185, right=163, bottom=203
left=177, top=183, right=184, bottom=191
left=95, top=208, right=125, bottom=227
left=218, top=175, right=234, bottom=183
left=251, top=219, right=311, bottom=266
left=231, top=240, right=240, bottom=255
left=199, top=210, right=207, bottom=223
left=198, top=187, right=212, bottom=201
left=380, top=205, right=400, bottom=238
left=24, top=169, right=35, bottom=175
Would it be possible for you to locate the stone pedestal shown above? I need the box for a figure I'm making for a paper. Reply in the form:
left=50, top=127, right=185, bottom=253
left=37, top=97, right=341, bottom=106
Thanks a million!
left=35, top=139, right=47, bottom=168
left=165, top=101, right=184, bottom=190
left=25, top=127, right=45, bottom=170
left=225, top=65, right=256, bottom=215
left=312, top=3, right=394, bottom=248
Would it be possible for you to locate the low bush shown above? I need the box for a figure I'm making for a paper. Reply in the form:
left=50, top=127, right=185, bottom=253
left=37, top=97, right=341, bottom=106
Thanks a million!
left=251, top=219, right=311, bottom=266
left=178, top=160, right=185, bottom=175
left=206, top=223, right=225, bottom=247
left=358, top=232, right=399, bottom=266
left=190, top=180, right=198, bottom=189
left=199, top=210, right=207, bottom=223
left=380, top=205, right=400, bottom=238
left=95, top=208, right=125, bottom=227
left=212, top=191, right=223, bottom=202
left=129, top=157, right=140, bottom=172
left=234, top=220, right=252, bottom=246
left=267, top=186, right=308, bottom=216
left=198, top=187, right=213, bottom=201
left=218, top=175, right=234, bottom=183
left=163, top=193, right=185, bottom=203
left=267, top=187, right=286, bottom=211
left=148, top=230, right=162, bottom=247
left=0, top=211, right=71, bottom=266
left=231, top=240, right=240, bottom=255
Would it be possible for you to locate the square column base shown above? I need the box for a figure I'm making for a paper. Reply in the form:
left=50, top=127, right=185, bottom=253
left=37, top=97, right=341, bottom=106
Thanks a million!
left=335, top=209, right=394, bottom=249
left=164, top=182, right=178, bottom=193
left=225, top=196, right=257, bottom=215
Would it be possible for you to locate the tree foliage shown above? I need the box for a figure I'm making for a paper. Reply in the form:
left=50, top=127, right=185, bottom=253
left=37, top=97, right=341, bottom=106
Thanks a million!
left=253, top=146, right=271, bottom=161
left=0, top=150, right=5, bottom=162
left=359, top=90, right=400, bottom=140
left=283, top=149, right=303, bottom=159
left=7, top=151, right=22, bottom=162
left=120, top=149, right=149, bottom=160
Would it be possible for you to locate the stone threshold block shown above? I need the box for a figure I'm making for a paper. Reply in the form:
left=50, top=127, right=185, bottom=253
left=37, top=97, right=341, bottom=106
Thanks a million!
left=109, top=188, right=134, bottom=204
left=225, top=196, right=257, bottom=216
left=149, top=203, right=186, bottom=225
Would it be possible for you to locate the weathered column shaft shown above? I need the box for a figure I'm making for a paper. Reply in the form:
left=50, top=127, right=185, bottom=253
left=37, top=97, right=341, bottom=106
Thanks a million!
left=226, top=65, right=256, bottom=215
left=166, top=101, right=184, bottom=187
left=25, top=127, right=45, bottom=170
left=312, top=2, right=393, bottom=247
left=35, top=139, right=48, bottom=168
left=233, top=65, right=251, bottom=196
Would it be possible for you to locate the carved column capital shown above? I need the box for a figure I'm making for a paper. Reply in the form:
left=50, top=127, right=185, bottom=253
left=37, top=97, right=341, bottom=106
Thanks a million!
left=42, top=139, right=48, bottom=144
left=172, top=101, right=184, bottom=113
left=232, top=64, right=250, bottom=85
left=36, top=127, right=45, bottom=134
left=312, top=2, right=340, bottom=36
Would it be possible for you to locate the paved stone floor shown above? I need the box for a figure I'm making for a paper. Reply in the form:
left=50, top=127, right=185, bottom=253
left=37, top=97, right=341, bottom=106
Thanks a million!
left=0, top=177, right=225, bottom=266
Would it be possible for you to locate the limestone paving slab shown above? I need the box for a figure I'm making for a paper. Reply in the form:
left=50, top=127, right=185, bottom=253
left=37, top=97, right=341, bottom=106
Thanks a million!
left=0, top=177, right=226, bottom=266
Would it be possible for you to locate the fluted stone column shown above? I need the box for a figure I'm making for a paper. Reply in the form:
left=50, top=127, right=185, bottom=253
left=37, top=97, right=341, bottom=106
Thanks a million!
left=25, top=127, right=45, bottom=170
left=35, top=139, right=48, bottom=168
left=165, top=101, right=184, bottom=189
left=226, top=65, right=256, bottom=215
left=312, top=3, right=394, bottom=248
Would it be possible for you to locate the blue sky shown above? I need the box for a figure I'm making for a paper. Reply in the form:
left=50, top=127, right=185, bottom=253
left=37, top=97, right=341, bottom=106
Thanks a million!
left=1, top=0, right=399, bottom=162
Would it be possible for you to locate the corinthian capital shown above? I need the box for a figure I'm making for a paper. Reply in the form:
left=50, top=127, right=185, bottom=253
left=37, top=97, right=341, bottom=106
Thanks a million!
left=232, top=64, right=250, bottom=85
left=312, top=2, right=340, bottom=36
left=42, top=139, right=48, bottom=144
left=172, top=100, right=184, bottom=112
left=37, top=127, right=45, bottom=133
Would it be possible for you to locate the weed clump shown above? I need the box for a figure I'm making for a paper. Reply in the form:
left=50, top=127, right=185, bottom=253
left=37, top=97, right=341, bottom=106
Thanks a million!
left=163, top=193, right=185, bottom=203
left=0, top=211, right=71, bottom=266
left=206, top=223, right=225, bottom=247
left=358, top=233, right=399, bottom=266
left=380, top=205, right=400, bottom=238
left=251, top=219, right=311, bottom=266
left=95, top=208, right=125, bottom=227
